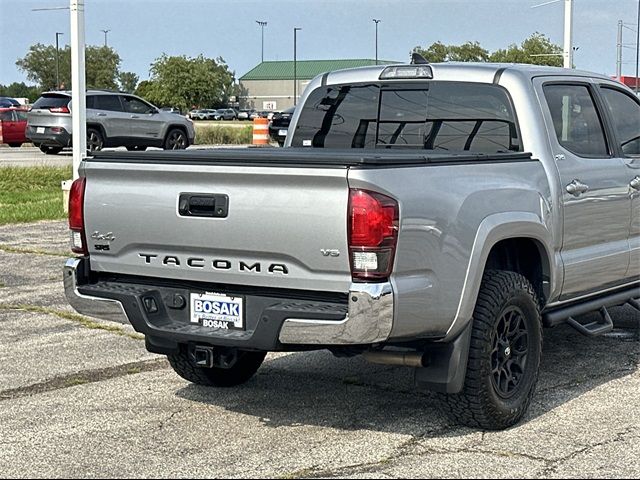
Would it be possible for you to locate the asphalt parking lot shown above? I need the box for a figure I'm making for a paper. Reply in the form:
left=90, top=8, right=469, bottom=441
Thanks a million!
left=0, top=218, right=638, bottom=478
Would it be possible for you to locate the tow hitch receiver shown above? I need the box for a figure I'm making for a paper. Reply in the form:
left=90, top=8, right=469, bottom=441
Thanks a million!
left=188, top=345, right=239, bottom=369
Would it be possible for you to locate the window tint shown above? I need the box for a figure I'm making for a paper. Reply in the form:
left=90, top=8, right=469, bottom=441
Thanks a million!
left=291, top=84, right=379, bottom=148
left=32, top=94, right=70, bottom=109
left=94, top=95, right=123, bottom=112
left=600, top=87, right=640, bottom=156
left=86, top=95, right=96, bottom=109
left=291, top=82, right=520, bottom=152
left=378, top=83, right=519, bottom=152
left=14, top=110, right=27, bottom=121
left=543, top=84, right=609, bottom=157
left=0, top=111, right=12, bottom=121
left=122, top=96, right=153, bottom=114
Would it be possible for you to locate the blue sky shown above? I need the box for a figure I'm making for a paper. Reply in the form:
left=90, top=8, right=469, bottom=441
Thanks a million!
left=0, top=0, right=638, bottom=85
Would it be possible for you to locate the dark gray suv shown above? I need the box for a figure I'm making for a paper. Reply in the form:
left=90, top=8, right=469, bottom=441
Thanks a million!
left=26, top=91, right=195, bottom=154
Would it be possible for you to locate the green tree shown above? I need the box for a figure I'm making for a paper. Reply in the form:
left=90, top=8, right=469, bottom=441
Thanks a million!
left=414, top=41, right=489, bottom=63
left=16, top=43, right=122, bottom=90
left=413, top=33, right=562, bottom=67
left=118, top=71, right=139, bottom=93
left=0, top=82, right=42, bottom=103
left=489, top=32, right=563, bottom=67
left=140, top=54, right=236, bottom=111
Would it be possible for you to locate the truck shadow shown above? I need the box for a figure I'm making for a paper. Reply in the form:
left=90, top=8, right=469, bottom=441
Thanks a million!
left=175, top=304, right=639, bottom=435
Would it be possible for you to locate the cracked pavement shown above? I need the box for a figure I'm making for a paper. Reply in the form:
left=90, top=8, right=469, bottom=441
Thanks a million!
left=0, top=220, right=638, bottom=478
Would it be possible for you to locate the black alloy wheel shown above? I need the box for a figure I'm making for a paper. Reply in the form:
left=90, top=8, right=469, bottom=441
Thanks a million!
left=86, top=128, right=104, bottom=152
left=164, top=128, right=188, bottom=150
left=491, top=306, right=529, bottom=398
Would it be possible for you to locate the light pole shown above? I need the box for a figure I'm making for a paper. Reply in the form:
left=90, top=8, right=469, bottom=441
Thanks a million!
left=373, top=19, right=381, bottom=65
left=531, top=0, right=573, bottom=68
left=100, top=29, right=110, bottom=47
left=256, top=20, right=267, bottom=63
left=636, top=0, right=640, bottom=94
left=55, top=32, right=64, bottom=90
left=293, top=27, right=301, bottom=106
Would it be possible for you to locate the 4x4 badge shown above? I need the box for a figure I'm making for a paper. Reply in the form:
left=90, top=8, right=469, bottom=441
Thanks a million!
left=91, top=231, right=116, bottom=242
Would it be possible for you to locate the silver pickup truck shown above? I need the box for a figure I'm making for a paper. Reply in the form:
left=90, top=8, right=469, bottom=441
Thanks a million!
left=64, top=62, right=640, bottom=430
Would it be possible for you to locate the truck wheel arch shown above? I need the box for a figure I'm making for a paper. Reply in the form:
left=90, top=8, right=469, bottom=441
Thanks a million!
left=445, top=212, right=556, bottom=340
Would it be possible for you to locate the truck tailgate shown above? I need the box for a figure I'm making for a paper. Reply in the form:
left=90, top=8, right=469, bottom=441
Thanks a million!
left=81, top=160, right=352, bottom=293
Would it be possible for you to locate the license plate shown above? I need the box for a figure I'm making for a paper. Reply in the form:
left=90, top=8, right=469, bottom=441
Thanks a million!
left=36, top=127, right=45, bottom=134
left=278, top=129, right=288, bottom=137
left=190, top=292, right=244, bottom=330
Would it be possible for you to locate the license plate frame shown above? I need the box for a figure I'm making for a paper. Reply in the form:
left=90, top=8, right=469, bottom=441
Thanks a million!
left=190, top=292, right=245, bottom=331
left=278, top=129, right=288, bottom=137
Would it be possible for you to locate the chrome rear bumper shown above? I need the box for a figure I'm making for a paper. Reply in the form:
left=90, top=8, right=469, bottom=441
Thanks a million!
left=64, top=257, right=394, bottom=345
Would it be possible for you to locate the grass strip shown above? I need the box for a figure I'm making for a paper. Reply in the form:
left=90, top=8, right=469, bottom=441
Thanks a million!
left=0, top=244, right=68, bottom=257
left=0, top=166, right=72, bottom=225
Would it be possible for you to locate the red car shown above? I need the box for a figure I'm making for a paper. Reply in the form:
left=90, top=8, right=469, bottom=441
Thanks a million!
left=0, top=107, right=28, bottom=147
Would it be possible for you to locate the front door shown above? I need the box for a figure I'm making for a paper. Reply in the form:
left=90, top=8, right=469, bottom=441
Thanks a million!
left=121, top=95, right=164, bottom=143
left=537, top=79, right=631, bottom=299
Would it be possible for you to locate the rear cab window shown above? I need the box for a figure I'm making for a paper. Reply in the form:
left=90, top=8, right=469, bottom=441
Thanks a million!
left=291, top=81, right=521, bottom=153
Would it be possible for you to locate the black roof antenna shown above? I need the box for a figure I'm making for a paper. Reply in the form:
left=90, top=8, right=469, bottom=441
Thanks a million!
left=410, top=52, right=429, bottom=65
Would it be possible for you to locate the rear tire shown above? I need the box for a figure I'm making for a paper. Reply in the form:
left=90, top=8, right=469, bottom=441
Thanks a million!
left=8, top=143, right=22, bottom=148
left=39, top=145, right=62, bottom=155
left=168, top=346, right=266, bottom=387
left=164, top=128, right=189, bottom=150
left=438, top=270, right=542, bottom=430
left=86, top=128, right=104, bottom=153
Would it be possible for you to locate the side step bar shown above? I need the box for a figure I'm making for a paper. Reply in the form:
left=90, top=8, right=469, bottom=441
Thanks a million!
left=543, top=285, right=640, bottom=337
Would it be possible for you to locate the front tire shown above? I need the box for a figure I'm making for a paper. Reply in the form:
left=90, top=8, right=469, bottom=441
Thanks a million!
left=168, top=346, right=266, bottom=387
left=439, top=270, right=542, bottom=430
left=164, top=128, right=189, bottom=150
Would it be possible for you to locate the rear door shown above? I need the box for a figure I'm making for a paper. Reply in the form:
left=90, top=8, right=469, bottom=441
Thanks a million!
left=536, top=79, right=631, bottom=298
left=0, top=110, right=16, bottom=142
left=597, top=83, right=640, bottom=280
left=93, top=94, right=129, bottom=138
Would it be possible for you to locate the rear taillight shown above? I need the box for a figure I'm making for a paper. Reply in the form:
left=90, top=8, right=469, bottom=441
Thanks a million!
left=49, top=106, right=70, bottom=113
left=348, top=189, right=399, bottom=281
left=68, top=177, right=87, bottom=255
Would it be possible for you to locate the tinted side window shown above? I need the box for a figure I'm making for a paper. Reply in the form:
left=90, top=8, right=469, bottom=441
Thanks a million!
left=95, top=95, right=123, bottom=112
left=600, top=87, right=640, bottom=156
left=0, top=111, right=12, bottom=121
left=291, top=84, right=379, bottom=148
left=14, top=110, right=27, bottom=121
left=86, top=95, right=96, bottom=109
left=122, top=96, right=152, bottom=114
left=543, top=84, right=609, bottom=157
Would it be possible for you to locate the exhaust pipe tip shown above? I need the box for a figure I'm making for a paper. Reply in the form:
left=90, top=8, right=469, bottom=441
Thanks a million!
left=362, top=350, right=427, bottom=368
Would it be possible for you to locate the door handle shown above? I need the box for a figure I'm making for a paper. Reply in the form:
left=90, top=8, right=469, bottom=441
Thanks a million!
left=130, top=115, right=140, bottom=119
left=566, top=179, right=589, bottom=196
left=96, top=113, right=107, bottom=117
left=631, top=176, right=640, bottom=190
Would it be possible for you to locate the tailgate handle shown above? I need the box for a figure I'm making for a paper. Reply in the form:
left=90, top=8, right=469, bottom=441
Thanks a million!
left=178, top=193, right=228, bottom=218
